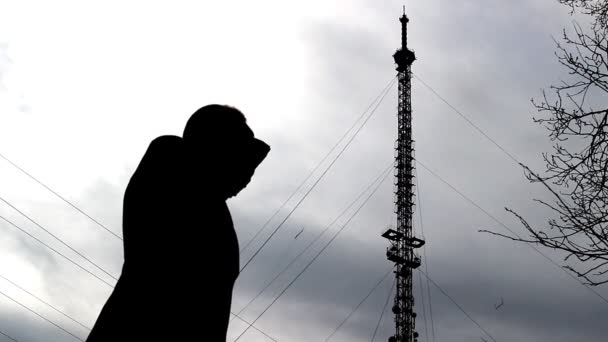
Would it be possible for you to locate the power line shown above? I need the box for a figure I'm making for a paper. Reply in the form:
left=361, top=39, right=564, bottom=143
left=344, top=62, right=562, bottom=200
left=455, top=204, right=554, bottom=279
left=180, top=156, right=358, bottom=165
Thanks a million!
left=418, top=269, right=498, bottom=342
left=234, top=163, right=393, bottom=321
left=239, top=76, right=396, bottom=256
left=231, top=227, right=302, bottom=324
left=0, top=267, right=268, bottom=342
left=230, top=312, right=279, bottom=342
left=415, top=159, right=608, bottom=305
left=239, top=76, right=397, bottom=274
left=234, top=167, right=393, bottom=341
left=0, top=152, right=122, bottom=240
left=0, top=214, right=114, bottom=288
left=0, top=196, right=118, bottom=281
left=231, top=225, right=305, bottom=323
left=370, top=278, right=395, bottom=342
left=325, top=267, right=393, bottom=342
left=0, top=329, right=18, bottom=342
left=0, top=289, right=84, bottom=342
left=417, top=269, right=429, bottom=342
left=412, top=74, right=521, bottom=165
left=414, top=72, right=608, bottom=316
left=0, top=273, right=91, bottom=331
left=415, top=174, right=435, bottom=342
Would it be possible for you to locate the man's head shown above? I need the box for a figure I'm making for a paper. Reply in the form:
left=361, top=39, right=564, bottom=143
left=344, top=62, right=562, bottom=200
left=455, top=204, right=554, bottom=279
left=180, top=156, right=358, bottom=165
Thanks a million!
left=183, top=104, right=270, bottom=198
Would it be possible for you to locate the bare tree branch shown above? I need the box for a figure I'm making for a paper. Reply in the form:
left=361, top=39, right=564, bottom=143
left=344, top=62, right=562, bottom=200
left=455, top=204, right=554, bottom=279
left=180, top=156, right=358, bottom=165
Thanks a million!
left=559, top=0, right=608, bottom=28
left=485, top=2, right=608, bottom=286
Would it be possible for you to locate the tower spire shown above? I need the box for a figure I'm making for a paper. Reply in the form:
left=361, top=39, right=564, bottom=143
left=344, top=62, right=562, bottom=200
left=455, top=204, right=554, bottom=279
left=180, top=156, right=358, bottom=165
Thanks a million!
left=382, top=6, right=423, bottom=342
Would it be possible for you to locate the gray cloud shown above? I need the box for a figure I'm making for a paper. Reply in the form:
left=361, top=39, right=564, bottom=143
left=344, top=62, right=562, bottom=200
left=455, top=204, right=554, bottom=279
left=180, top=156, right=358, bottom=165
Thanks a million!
left=224, top=1, right=608, bottom=341
left=3, top=1, right=608, bottom=341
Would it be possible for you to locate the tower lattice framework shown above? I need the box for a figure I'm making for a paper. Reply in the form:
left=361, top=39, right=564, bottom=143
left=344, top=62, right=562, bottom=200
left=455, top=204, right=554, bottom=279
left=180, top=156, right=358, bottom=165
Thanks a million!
left=381, top=8, right=424, bottom=342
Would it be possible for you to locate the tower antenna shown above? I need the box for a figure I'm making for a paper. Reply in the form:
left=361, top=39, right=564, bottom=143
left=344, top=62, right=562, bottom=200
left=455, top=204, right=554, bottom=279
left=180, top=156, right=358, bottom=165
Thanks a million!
left=381, top=6, right=424, bottom=342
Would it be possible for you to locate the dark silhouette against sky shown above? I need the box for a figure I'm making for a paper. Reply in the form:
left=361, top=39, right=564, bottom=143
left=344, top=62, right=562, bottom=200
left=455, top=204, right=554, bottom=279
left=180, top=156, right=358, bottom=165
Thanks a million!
left=86, top=105, right=270, bottom=341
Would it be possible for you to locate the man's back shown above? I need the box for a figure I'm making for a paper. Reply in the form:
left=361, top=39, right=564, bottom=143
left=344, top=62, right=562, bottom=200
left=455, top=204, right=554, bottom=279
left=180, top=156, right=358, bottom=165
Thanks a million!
left=87, top=135, right=240, bottom=341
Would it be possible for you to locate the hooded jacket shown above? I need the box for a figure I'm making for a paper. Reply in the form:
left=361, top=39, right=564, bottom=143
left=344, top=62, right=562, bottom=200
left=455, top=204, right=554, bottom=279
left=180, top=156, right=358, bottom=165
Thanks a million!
left=87, top=133, right=254, bottom=341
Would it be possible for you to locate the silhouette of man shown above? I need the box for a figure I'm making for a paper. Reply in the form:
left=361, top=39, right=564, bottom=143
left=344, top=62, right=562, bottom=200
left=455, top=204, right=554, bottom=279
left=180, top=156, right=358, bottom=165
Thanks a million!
left=87, top=104, right=270, bottom=341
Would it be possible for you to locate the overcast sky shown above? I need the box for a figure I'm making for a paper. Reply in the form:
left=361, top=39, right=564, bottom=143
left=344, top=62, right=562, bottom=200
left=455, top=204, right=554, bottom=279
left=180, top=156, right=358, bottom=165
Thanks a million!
left=1, top=0, right=607, bottom=341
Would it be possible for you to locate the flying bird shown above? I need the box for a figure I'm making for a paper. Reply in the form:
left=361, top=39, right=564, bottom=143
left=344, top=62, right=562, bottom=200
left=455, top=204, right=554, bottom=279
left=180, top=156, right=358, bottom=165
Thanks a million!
left=294, top=227, right=305, bottom=239
left=494, top=297, right=504, bottom=310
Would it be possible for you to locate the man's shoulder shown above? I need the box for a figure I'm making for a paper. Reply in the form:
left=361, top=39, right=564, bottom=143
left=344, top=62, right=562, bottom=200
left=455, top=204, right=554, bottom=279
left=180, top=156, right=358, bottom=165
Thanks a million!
left=149, top=135, right=183, bottom=150
left=132, top=135, right=184, bottom=176
left=144, top=135, right=183, bottom=160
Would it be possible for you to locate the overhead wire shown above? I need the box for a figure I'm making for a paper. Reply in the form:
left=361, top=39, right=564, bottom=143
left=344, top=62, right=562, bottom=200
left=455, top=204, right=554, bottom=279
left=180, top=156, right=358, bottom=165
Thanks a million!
left=230, top=312, right=279, bottom=342
left=233, top=163, right=393, bottom=321
left=239, top=76, right=397, bottom=256
left=417, top=269, right=429, bottom=342
left=0, top=214, right=114, bottom=288
left=0, top=152, right=122, bottom=240
left=370, top=278, right=395, bottom=342
left=418, top=269, right=498, bottom=342
left=324, top=267, right=393, bottom=342
left=412, top=74, right=520, bottom=165
left=239, top=76, right=397, bottom=274
left=0, top=74, right=401, bottom=342
left=415, top=174, right=435, bottom=342
left=0, top=77, right=392, bottom=342
left=3, top=67, right=581, bottom=342
left=0, top=73, right=398, bottom=341
left=413, top=73, right=608, bottom=304
left=0, top=273, right=91, bottom=331
left=415, top=159, right=608, bottom=305
left=0, top=196, right=118, bottom=281
left=0, top=288, right=84, bottom=342
left=0, top=278, right=277, bottom=342
left=0, top=62, right=534, bottom=342
left=0, top=270, right=269, bottom=342
left=410, top=166, right=429, bottom=342
left=0, top=329, right=18, bottom=342
left=234, top=166, right=393, bottom=341
left=231, top=225, right=306, bottom=323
